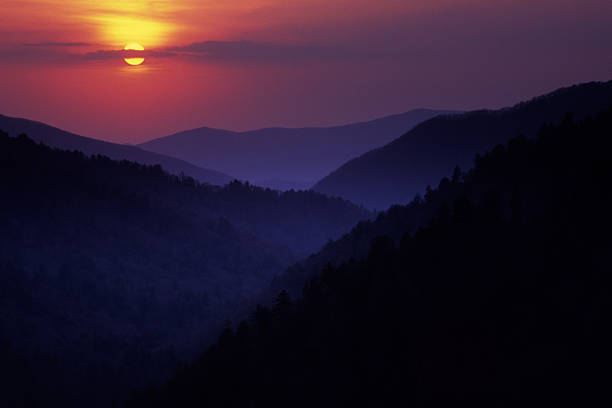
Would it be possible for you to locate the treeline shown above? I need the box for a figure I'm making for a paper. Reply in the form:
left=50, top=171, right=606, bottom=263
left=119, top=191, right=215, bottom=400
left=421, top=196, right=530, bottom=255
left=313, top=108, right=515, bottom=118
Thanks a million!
left=0, top=132, right=369, bottom=407
left=130, top=108, right=612, bottom=407
left=0, top=133, right=370, bottom=255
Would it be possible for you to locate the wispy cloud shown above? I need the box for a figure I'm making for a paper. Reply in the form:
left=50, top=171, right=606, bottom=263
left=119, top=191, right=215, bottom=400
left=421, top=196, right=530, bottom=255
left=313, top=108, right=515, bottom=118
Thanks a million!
left=23, top=42, right=93, bottom=47
left=1, top=39, right=399, bottom=66
left=82, top=48, right=173, bottom=60
left=0, top=46, right=77, bottom=63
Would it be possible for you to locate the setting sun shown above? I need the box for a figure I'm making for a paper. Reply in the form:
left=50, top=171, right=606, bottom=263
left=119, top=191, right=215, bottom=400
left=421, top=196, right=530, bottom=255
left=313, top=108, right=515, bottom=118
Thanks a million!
left=124, top=43, right=145, bottom=66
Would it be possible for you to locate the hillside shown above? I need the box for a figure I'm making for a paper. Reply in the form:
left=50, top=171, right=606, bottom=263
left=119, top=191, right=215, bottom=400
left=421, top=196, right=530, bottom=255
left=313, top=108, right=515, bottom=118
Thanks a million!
left=0, top=132, right=370, bottom=407
left=138, top=109, right=455, bottom=190
left=0, top=114, right=233, bottom=186
left=313, top=80, right=612, bottom=209
left=130, top=108, right=612, bottom=408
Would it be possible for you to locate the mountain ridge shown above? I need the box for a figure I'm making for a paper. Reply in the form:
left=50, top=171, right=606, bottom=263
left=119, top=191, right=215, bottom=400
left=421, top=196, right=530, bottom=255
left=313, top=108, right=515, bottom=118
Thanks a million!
left=313, top=80, right=612, bottom=209
left=0, top=114, right=234, bottom=186
left=138, top=109, right=457, bottom=189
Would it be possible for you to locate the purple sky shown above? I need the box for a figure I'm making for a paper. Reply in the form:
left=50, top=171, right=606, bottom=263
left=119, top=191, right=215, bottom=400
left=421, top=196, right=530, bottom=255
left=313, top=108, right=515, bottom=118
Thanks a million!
left=1, top=0, right=611, bottom=143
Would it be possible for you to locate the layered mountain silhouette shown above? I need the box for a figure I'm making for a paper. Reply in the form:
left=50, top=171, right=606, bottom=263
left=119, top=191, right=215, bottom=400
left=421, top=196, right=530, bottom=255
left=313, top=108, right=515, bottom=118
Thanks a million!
left=4, top=79, right=611, bottom=408
left=138, top=109, right=455, bottom=190
left=0, top=131, right=370, bottom=407
left=0, top=114, right=233, bottom=186
left=313, top=80, right=612, bottom=209
left=129, top=107, right=612, bottom=408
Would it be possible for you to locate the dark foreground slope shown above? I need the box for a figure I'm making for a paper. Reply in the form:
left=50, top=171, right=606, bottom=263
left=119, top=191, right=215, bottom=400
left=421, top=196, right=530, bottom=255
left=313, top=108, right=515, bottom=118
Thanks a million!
left=0, top=114, right=233, bottom=185
left=0, top=133, right=369, bottom=407
left=131, top=109, right=612, bottom=407
left=314, top=80, right=612, bottom=209
left=139, top=109, right=455, bottom=190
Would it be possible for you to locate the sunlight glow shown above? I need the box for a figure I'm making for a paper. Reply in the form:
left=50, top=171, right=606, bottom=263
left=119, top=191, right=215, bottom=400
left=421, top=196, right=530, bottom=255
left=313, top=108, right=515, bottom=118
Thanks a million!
left=124, top=43, right=145, bottom=51
left=88, top=14, right=175, bottom=48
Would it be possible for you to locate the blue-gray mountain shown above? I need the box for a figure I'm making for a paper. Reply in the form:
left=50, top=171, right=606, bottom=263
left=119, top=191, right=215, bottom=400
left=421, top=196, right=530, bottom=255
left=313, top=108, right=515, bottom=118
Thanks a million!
left=313, top=80, right=612, bottom=210
left=138, top=109, right=455, bottom=190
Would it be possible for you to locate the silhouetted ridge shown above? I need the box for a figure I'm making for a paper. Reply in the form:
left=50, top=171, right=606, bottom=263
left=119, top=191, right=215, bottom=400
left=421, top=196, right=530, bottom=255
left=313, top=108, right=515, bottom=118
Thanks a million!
left=313, top=80, right=612, bottom=209
left=0, top=132, right=370, bottom=407
left=130, top=108, right=612, bottom=407
left=0, top=114, right=234, bottom=185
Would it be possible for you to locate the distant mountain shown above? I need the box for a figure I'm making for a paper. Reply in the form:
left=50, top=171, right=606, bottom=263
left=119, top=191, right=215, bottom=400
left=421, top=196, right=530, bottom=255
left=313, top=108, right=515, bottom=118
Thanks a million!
left=138, top=109, right=456, bottom=190
left=0, top=114, right=233, bottom=186
left=313, top=80, right=612, bottom=209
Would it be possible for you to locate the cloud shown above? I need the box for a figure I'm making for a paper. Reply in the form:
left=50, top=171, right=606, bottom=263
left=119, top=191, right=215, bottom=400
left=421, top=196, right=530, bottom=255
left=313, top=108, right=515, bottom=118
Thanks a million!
left=82, top=49, right=173, bottom=60
left=0, top=46, right=76, bottom=63
left=77, top=40, right=336, bottom=63
left=23, top=42, right=93, bottom=47
left=0, top=44, right=157, bottom=64
left=0, top=40, right=379, bottom=66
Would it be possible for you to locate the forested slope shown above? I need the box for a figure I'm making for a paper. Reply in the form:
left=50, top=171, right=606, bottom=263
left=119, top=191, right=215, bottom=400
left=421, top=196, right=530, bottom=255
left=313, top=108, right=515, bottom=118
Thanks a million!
left=314, top=80, right=612, bottom=209
left=0, top=132, right=369, bottom=407
left=133, top=108, right=612, bottom=407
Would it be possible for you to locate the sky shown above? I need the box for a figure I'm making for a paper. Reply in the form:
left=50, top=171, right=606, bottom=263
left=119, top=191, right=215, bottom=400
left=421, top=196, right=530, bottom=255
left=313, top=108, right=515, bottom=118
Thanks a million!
left=1, top=0, right=611, bottom=144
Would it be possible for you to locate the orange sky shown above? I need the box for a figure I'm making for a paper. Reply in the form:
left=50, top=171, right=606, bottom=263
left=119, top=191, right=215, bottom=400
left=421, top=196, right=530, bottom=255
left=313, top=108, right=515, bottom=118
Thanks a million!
left=1, top=0, right=611, bottom=143
left=1, top=1, right=420, bottom=49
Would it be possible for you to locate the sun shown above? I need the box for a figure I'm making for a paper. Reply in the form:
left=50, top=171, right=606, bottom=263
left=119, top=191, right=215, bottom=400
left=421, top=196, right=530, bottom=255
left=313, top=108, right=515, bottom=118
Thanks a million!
left=124, top=43, right=145, bottom=66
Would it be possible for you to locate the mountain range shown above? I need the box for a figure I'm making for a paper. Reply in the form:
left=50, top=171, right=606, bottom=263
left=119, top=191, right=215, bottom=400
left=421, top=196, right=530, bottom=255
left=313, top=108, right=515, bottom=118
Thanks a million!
left=0, top=114, right=233, bottom=186
left=2, top=79, right=612, bottom=408
left=4, top=82, right=611, bottom=209
left=138, top=109, right=455, bottom=190
left=313, top=80, right=612, bottom=209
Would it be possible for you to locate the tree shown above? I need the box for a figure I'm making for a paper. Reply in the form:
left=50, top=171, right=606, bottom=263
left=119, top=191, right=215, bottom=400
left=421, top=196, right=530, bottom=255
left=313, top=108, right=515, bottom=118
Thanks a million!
left=451, top=165, right=462, bottom=183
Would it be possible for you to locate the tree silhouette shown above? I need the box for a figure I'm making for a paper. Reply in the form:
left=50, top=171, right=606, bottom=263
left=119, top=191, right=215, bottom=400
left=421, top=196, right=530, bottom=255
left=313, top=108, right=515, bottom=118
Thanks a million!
left=129, top=107, right=612, bottom=407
